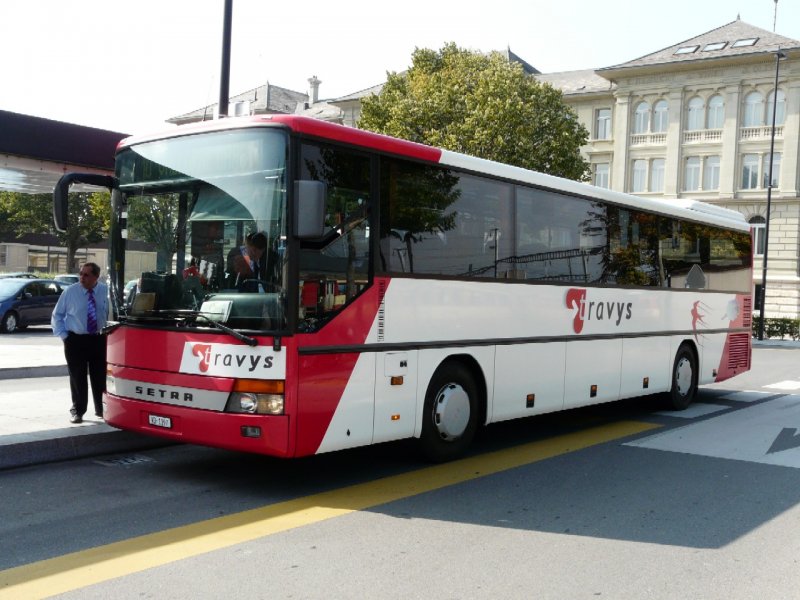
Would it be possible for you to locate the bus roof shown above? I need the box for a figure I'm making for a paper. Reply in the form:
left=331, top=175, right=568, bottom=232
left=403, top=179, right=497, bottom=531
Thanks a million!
left=119, top=115, right=749, bottom=233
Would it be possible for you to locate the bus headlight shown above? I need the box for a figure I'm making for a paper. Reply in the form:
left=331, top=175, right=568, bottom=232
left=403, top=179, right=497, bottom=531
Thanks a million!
left=225, top=379, right=285, bottom=415
left=226, top=392, right=284, bottom=415
left=106, top=372, right=116, bottom=395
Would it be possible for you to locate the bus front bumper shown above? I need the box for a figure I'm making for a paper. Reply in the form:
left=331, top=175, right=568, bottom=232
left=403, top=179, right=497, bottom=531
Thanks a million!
left=103, top=394, right=292, bottom=457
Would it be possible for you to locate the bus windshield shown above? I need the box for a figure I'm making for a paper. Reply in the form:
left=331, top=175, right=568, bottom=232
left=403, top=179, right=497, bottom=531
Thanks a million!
left=113, top=128, right=289, bottom=332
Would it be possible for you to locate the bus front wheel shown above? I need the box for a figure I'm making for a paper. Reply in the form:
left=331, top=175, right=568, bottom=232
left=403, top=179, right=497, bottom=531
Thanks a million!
left=419, top=362, right=479, bottom=462
left=665, top=344, right=698, bottom=410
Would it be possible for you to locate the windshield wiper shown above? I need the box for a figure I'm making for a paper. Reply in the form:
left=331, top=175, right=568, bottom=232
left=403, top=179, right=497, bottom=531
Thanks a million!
left=192, top=312, right=258, bottom=347
left=132, top=309, right=258, bottom=347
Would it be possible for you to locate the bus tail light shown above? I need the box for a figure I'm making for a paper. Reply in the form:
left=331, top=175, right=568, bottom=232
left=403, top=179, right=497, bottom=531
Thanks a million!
left=225, top=379, right=285, bottom=415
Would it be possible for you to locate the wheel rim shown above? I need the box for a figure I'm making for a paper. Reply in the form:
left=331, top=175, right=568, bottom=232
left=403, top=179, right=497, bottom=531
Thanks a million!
left=675, top=356, right=693, bottom=397
left=5, top=314, right=17, bottom=332
left=432, top=383, right=470, bottom=441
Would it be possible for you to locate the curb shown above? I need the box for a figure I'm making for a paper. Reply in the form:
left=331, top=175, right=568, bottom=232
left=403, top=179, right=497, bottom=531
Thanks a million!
left=752, top=340, right=800, bottom=350
left=0, top=365, right=69, bottom=380
left=0, top=430, right=174, bottom=471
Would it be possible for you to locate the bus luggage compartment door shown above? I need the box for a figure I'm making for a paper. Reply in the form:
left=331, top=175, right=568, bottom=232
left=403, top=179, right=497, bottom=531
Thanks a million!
left=373, top=351, right=418, bottom=444
left=563, top=339, right=622, bottom=409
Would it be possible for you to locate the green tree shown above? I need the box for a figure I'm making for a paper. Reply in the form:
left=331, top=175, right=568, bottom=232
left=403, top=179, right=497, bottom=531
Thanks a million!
left=126, top=193, right=180, bottom=273
left=0, top=191, right=108, bottom=270
left=359, top=43, right=590, bottom=181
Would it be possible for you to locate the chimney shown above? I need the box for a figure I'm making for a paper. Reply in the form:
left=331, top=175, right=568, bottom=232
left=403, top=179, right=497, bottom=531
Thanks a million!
left=308, top=75, right=321, bottom=104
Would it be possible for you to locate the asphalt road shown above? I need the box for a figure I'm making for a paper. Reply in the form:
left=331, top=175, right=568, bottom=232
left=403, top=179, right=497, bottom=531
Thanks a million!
left=1, top=347, right=800, bottom=599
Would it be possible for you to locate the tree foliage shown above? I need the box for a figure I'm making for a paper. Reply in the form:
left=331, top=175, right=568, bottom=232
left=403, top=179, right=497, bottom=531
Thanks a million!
left=359, top=43, right=590, bottom=181
left=126, top=193, right=180, bottom=272
left=0, top=191, right=109, bottom=270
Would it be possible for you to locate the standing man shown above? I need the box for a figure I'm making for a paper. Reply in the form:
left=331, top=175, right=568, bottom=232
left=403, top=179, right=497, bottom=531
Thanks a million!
left=51, top=262, right=108, bottom=423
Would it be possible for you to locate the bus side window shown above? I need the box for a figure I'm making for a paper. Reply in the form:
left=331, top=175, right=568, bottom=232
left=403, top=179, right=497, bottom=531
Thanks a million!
left=298, top=142, right=371, bottom=330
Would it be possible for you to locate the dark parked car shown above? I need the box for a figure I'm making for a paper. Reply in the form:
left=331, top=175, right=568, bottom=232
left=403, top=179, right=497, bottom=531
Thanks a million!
left=54, top=274, right=80, bottom=285
left=0, top=278, right=65, bottom=333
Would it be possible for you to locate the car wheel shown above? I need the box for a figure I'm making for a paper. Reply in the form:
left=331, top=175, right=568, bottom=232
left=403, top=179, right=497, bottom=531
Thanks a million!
left=1, top=311, right=19, bottom=333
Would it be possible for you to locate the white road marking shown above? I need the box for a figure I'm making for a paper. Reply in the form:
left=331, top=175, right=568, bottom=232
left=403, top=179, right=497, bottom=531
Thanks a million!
left=764, top=380, right=800, bottom=391
left=628, top=394, right=800, bottom=469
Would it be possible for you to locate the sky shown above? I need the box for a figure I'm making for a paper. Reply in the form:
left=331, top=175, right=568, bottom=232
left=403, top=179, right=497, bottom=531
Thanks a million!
left=1, top=0, right=798, bottom=136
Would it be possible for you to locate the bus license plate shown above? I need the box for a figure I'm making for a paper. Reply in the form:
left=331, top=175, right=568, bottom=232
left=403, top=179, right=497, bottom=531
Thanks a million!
left=148, top=414, right=172, bottom=429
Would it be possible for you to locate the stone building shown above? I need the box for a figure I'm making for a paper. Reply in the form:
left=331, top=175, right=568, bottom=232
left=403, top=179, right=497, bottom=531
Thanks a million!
left=539, top=19, right=800, bottom=319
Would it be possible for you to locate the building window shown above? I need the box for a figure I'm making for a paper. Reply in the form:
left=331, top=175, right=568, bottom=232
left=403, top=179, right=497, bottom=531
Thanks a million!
left=707, top=95, right=724, bottom=129
left=593, top=162, right=610, bottom=188
left=743, top=92, right=764, bottom=127
left=702, top=42, right=727, bottom=52
left=653, top=100, right=669, bottom=133
left=703, top=156, right=720, bottom=190
left=632, top=159, right=647, bottom=192
left=766, top=89, right=786, bottom=126
left=749, top=216, right=766, bottom=256
left=763, top=153, right=781, bottom=188
left=686, top=97, right=704, bottom=130
left=633, top=102, right=650, bottom=134
left=741, top=154, right=759, bottom=189
left=684, top=156, right=701, bottom=191
left=595, top=108, right=611, bottom=140
left=650, top=159, right=665, bottom=192
left=732, top=38, right=758, bottom=48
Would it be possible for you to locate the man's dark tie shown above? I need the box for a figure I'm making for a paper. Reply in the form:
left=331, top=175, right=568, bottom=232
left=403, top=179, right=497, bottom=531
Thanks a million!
left=87, top=288, right=97, bottom=334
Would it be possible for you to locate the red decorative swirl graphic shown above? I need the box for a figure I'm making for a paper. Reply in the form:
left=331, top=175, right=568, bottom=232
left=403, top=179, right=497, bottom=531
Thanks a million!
left=191, top=344, right=211, bottom=373
left=565, top=288, right=587, bottom=334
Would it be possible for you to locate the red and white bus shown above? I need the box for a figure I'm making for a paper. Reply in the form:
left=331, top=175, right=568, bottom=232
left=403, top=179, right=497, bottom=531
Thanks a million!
left=54, top=115, right=752, bottom=461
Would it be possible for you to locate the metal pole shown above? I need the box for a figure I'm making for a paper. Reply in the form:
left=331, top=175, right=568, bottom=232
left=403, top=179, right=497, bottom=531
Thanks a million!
left=217, top=0, right=233, bottom=119
left=773, top=0, right=779, bottom=33
left=757, top=49, right=785, bottom=340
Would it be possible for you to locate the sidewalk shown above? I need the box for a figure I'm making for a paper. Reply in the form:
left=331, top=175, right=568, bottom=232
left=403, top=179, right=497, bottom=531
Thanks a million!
left=0, top=327, right=166, bottom=470
left=0, top=328, right=798, bottom=470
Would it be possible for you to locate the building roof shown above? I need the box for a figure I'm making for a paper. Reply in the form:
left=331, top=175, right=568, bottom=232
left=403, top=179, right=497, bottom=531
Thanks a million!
left=599, top=19, right=800, bottom=73
left=167, top=82, right=309, bottom=124
left=0, top=110, right=128, bottom=195
left=0, top=110, right=126, bottom=171
left=330, top=81, right=386, bottom=103
left=502, top=48, right=540, bottom=75
left=536, top=69, right=615, bottom=96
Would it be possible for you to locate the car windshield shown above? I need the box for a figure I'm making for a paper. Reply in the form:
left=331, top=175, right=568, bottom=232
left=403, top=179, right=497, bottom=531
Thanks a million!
left=0, top=279, right=25, bottom=299
left=113, top=127, right=289, bottom=332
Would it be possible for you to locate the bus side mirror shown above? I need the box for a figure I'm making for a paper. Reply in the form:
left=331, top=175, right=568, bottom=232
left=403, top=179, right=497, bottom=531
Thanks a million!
left=53, top=173, right=117, bottom=232
left=294, top=180, right=326, bottom=239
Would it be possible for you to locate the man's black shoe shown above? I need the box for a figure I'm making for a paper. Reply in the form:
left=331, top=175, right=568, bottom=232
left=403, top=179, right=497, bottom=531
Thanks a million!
left=95, top=412, right=103, bottom=418
left=70, top=414, right=83, bottom=424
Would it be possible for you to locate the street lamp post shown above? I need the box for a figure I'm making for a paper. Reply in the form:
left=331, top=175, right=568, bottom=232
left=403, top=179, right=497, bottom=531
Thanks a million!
left=757, top=48, right=787, bottom=340
left=217, top=0, right=233, bottom=119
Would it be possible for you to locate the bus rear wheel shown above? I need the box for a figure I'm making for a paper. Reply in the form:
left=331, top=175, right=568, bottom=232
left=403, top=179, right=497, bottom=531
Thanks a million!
left=665, top=344, right=698, bottom=410
left=419, top=362, right=479, bottom=462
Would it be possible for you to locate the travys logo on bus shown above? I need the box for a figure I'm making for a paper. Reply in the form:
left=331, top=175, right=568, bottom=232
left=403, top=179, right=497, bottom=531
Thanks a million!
left=565, top=288, right=632, bottom=334
left=179, top=342, right=286, bottom=378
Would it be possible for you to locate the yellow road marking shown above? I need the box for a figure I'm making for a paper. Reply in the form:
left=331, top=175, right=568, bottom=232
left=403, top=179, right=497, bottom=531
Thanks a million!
left=0, top=420, right=658, bottom=598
